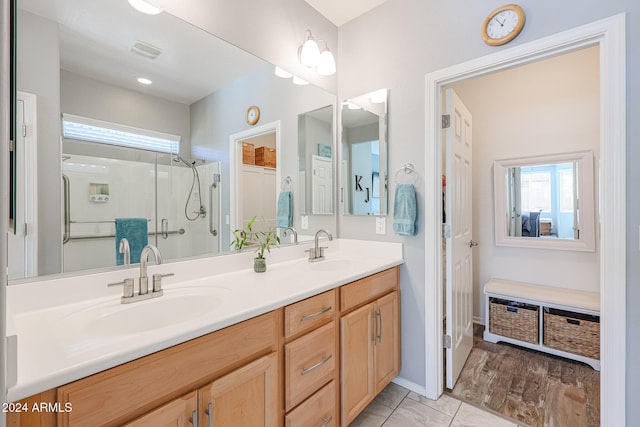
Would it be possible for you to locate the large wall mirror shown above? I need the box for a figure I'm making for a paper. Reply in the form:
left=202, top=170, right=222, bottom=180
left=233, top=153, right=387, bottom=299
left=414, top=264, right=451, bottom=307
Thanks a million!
left=341, top=89, right=388, bottom=216
left=11, top=0, right=336, bottom=282
left=493, top=151, right=596, bottom=252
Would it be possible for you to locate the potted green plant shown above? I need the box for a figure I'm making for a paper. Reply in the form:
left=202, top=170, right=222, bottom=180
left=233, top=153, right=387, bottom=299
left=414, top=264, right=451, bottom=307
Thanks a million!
left=231, top=216, right=280, bottom=272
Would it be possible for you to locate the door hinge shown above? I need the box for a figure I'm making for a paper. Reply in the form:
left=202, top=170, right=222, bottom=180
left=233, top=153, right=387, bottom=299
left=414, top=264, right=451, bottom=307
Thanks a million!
left=442, top=114, right=451, bottom=129
left=9, top=139, right=14, bottom=152
left=443, top=334, right=452, bottom=349
left=442, top=223, right=451, bottom=238
left=23, top=223, right=28, bottom=237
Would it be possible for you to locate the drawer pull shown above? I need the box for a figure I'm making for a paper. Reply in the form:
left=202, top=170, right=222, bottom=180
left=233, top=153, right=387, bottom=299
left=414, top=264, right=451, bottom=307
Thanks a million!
left=301, top=354, right=332, bottom=376
left=301, top=306, right=332, bottom=322
left=190, top=409, right=198, bottom=427
left=205, top=402, right=213, bottom=427
left=567, top=318, right=581, bottom=325
left=321, top=415, right=333, bottom=426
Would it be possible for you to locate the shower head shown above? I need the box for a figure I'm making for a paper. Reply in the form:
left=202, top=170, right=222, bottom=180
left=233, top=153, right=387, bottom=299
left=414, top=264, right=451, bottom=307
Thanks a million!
left=172, top=154, right=192, bottom=167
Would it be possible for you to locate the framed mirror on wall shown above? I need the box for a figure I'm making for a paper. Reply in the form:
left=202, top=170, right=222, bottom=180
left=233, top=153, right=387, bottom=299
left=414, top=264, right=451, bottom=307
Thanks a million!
left=493, top=150, right=596, bottom=252
left=341, top=89, right=388, bottom=216
left=11, top=0, right=337, bottom=281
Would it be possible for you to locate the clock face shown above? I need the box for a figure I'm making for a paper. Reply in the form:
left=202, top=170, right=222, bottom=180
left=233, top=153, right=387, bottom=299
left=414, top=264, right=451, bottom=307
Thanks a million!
left=246, top=106, right=260, bottom=125
left=486, top=10, right=519, bottom=39
left=482, top=5, right=525, bottom=46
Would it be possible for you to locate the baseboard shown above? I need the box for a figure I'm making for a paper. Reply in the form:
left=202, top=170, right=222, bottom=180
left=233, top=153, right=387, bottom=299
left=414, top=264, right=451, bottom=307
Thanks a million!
left=391, top=376, right=427, bottom=396
left=473, top=316, right=484, bottom=326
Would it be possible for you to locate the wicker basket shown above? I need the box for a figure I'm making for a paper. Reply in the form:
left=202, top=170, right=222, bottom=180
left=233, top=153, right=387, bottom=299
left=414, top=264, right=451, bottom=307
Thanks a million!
left=543, top=308, right=600, bottom=359
left=242, top=142, right=255, bottom=165
left=489, top=298, right=539, bottom=344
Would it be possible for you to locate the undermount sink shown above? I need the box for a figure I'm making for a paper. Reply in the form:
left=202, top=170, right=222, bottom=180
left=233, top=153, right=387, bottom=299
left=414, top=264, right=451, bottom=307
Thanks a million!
left=309, top=258, right=352, bottom=271
left=65, top=287, right=229, bottom=337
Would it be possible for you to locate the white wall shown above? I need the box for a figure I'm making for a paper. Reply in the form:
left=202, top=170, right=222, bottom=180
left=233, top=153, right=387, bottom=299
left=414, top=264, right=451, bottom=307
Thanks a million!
left=449, top=46, right=600, bottom=321
left=16, top=10, right=61, bottom=275
left=337, top=1, right=640, bottom=418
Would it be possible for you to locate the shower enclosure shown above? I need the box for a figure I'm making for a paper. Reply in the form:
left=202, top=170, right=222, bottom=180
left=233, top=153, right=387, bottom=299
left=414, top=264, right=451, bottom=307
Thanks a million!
left=61, top=146, right=221, bottom=273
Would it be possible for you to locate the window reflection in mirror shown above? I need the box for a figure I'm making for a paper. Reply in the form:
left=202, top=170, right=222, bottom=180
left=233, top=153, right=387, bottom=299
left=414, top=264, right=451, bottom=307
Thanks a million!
left=505, top=162, right=577, bottom=239
left=494, top=151, right=595, bottom=252
left=341, top=89, right=388, bottom=216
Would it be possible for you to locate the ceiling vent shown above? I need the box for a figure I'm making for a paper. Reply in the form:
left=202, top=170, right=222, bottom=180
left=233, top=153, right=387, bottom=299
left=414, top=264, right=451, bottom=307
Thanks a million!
left=129, top=40, right=163, bottom=59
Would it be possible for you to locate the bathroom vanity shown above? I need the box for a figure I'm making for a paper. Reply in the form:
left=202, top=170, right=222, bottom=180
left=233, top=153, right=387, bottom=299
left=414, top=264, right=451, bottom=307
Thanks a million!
left=5, top=239, right=402, bottom=426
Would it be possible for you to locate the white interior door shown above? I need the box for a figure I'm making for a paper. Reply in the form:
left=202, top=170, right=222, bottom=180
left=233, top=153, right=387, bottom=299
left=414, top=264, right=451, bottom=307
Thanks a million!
left=445, top=88, right=474, bottom=389
left=312, top=155, right=332, bottom=214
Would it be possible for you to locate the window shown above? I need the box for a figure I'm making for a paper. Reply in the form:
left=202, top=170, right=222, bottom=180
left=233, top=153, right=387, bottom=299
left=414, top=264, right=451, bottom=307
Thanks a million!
left=62, top=114, right=180, bottom=154
left=520, top=170, right=551, bottom=212
left=558, top=167, right=574, bottom=212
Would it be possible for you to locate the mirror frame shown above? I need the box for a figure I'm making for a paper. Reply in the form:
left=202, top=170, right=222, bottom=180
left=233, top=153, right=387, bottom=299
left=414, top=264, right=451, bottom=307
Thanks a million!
left=493, top=150, right=596, bottom=252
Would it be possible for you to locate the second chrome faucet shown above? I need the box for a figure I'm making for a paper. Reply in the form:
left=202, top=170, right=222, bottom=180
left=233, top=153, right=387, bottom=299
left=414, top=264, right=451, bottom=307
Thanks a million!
left=306, top=229, right=333, bottom=262
left=109, top=244, right=173, bottom=304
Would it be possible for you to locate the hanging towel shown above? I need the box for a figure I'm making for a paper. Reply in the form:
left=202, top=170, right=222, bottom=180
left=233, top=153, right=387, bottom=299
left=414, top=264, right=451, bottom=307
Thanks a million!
left=276, top=191, right=293, bottom=228
left=393, top=184, right=418, bottom=236
left=115, top=218, right=148, bottom=265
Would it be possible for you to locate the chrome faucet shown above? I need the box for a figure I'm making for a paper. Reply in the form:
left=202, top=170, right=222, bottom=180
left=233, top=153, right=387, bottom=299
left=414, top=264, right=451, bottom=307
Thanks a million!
left=306, top=229, right=333, bottom=262
left=139, top=244, right=162, bottom=295
left=283, top=226, right=298, bottom=243
left=119, top=238, right=131, bottom=265
left=108, top=244, right=173, bottom=303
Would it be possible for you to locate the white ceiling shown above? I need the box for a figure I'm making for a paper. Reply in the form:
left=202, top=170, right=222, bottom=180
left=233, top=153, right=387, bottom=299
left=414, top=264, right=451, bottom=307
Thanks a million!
left=18, top=0, right=266, bottom=105
left=303, top=0, right=389, bottom=26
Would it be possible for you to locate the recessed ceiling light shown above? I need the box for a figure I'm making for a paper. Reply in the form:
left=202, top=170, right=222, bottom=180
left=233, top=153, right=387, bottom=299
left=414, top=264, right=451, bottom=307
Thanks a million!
left=137, top=77, right=153, bottom=85
left=128, top=0, right=163, bottom=15
left=292, top=76, right=309, bottom=86
left=274, top=66, right=293, bottom=79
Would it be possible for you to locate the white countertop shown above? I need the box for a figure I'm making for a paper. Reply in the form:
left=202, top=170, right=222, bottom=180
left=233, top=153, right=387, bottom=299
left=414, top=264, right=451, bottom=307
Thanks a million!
left=6, top=239, right=403, bottom=402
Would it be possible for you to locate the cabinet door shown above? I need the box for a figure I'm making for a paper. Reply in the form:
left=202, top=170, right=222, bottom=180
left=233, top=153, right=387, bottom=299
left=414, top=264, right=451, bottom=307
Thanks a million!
left=124, top=391, right=197, bottom=427
left=199, top=353, right=278, bottom=427
left=340, top=303, right=374, bottom=426
left=374, top=291, right=400, bottom=394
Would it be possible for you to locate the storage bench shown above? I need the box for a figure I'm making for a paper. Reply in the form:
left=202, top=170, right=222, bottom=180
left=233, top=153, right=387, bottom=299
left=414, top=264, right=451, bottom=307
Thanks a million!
left=484, top=278, right=600, bottom=370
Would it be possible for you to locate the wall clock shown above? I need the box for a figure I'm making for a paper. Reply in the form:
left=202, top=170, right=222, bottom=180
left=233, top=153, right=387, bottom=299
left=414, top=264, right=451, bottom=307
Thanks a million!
left=481, top=4, right=525, bottom=46
left=246, top=105, right=260, bottom=125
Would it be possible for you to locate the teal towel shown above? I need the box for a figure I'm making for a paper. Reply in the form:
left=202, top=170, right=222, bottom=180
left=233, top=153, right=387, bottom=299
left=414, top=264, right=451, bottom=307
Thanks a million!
left=276, top=191, right=293, bottom=228
left=115, top=218, right=148, bottom=265
left=393, top=184, right=418, bottom=236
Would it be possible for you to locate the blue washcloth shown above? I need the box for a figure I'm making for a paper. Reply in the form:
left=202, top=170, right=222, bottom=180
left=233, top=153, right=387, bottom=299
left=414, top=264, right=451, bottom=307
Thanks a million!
left=276, top=191, right=293, bottom=227
left=115, top=218, right=148, bottom=265
left=393, top=184, right=418, bottom=236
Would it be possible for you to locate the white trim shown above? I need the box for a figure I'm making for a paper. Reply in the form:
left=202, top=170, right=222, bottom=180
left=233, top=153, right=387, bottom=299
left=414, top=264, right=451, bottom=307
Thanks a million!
left=18, top=92, right=38, bottom=277
left=424, top=14, right=626, bottom=427
left=391, top=376, right=426, bottom=396
left=228, top=121, right=282, bottom=234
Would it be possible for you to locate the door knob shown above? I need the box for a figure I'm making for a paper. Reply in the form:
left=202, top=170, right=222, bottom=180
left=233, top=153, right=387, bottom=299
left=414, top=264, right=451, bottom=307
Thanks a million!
left=468, top=240, right=478, bottom=248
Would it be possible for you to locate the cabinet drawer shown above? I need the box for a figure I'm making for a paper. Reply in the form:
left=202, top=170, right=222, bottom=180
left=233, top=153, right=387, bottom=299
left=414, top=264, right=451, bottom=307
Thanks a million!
left=285, top=381, right=336, bottom=427
left=341, top=267, right=399, bottom=312
left=285, top=322, right=335, bottom=411
left=285, top=290, right=335, bottom=339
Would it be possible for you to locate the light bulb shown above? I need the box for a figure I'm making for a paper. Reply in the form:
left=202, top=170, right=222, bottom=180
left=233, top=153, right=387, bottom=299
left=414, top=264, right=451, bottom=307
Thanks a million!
left=299, top=38, right=320, bottom=67
left=274, top=66, right=293, bottom=78
left=317, top=49, right=336, bottom=76
left=292, top=76, right=309, bottom=86
left=137, top=77, right=152, bottom=85
left=128, top=0, right=163, bottom=15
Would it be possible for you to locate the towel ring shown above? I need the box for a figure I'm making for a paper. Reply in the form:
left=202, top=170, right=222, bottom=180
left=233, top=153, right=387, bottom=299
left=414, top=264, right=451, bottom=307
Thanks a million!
left=395, top=163, right=418, bottom=184
left=281, top=176, right=293, bottom=191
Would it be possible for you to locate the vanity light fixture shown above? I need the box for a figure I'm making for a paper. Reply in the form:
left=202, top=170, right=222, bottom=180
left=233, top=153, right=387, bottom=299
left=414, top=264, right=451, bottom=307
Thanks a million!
left=274, top=66, right=293, bottom=78
left=316, top=40, right=336, bottom=76
left=370, top=89, right=387, bottom=104
left=292, top=76, right=309, bottom=86
left=299, top=30, right=320, bottom=67
left=128, top=0, right=163, bottom=15
left=137, top=77, right=152, bottom=85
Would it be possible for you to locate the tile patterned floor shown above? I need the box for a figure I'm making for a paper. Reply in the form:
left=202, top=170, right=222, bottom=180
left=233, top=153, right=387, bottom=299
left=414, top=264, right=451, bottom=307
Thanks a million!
left=350, top=382, right=525, bottom=427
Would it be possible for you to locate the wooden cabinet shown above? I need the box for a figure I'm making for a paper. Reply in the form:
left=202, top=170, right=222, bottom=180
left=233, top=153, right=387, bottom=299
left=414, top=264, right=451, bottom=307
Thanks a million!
left=283, top=290, right=338, bottom=427
left=198, top=353, right=278, bottom=427
left=123, top=391, right=197, bottom=427
left=340, top=268, right=400, bottom=426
